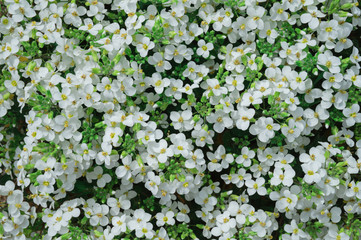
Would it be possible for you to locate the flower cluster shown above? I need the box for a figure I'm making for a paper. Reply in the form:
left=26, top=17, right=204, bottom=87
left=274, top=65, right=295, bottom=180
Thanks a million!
left=1, top=0, right=361, bottom=239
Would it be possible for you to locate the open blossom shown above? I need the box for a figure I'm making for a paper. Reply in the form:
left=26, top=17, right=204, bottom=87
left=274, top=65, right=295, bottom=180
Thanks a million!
left=250, top=117, right=280, bottom=142
left=300, top=6, right=325, bottom=29
left=197, top=40, right=214, bottom=58
left=233, top=107, right=255, bottom=131
left=136, top=35, right=155, bottom=57
left=343, top=104, right=361, bottom=127
left=206, top=110, right=233, bottom=133
left=318, top=50, right=341, bottom=74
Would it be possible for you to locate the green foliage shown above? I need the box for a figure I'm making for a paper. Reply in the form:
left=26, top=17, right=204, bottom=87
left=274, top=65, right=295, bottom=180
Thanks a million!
left=119, top=133, right=137, bottom=156
left=81, top=120, right=106, bottom=144
left=232, top=136, right=251, bottom=150
left=296, top=53, right=318, bottom=73
left=304, top=221, right=323, bottom=239
left=329, top=107, right=345, bottom=123
left=256, top=38, right=281, bottom=58
left=194, top=98, right=213, bottom=117
left=160, top=157, right=185, bottom=181
left=344, top=213, right=361, bottom=239
left=142, top=196, right=156, bottom=211
left=167, top=223, right=198, bottom=239
left=21, top=40, right=42, bottom=57
left=278, top=22, right=303, bottom=45
left=298, top=177, right=324, bottom=200
left=28, top=87, right=55, bottom=112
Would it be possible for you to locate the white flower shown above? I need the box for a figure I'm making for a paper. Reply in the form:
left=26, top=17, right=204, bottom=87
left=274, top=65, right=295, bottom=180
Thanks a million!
left=8, top=190, right=30, bottom=217
left=322, top=72, right=343, bottom=89
left=235, top=147, right=255, bottom=167
left=245, top=177, right=267, bottom=196
left=170, top=133, right=191, bottom=157
left=87, top=166, right=111, bottom=188
left=233, top=107, right=255, bottom=131
left=147, top=72, right=170, bottom=94
left=252, top=210, right=272, bottom=237
left=259, top=21, right=278, bottom=43
left=64, top=4, right=86, bottom=27
left=225, top=75, right=245, bottom=92
left=303, top=104, right=329, bottom=127
left=211, top=211, right=236, bottom=236
left=135, top=222, right=154, bottom=239
left=196, top=40, right=214, bottom=58
left=8, top=0, right=35, bottom=22
left=37, top=175, right=55, bottom=193
left=318, top=50, right=341, bottom=74
left=90, top=203, right=109, bottom=226
left=250, top=117, right=280, bottom=143
left=350, top=47, right=361, bottom=65
left=206, top=110, right=233, bottom=133
left=194, top=190, right=217, bottom=211
left=344, top=66, right=361, bottom=87
left=240, top=91, right=262, bottom=107
left=281, top=119, right=301, bottom=142
left=111, top=214, right=127, bottom=235
left=4, top=74, right=24, bottom=94
left=212, top=8, right=233, bottom=31
left=270, top=167, right=295, bottom=187
left=284, top=220, right=308, bottom=239
left=343, top=104, right=361, bottom=127
left=136, top=35, right=155, bottom=57
left=318, top=20, right=339, bottom=42
left=300, top=6, right=325, bottom=29
left=270, top=2, right=289, bottom=21
left=115, top=155, right=135, bottom=180
left=176, top=202, right=190, bottom=223
left=155, top=211, right=175, bottom=226
left=302, top=162, right=325, bottom=184
left=128, top=208, right=152, bottom=231
left=246, top=6, right=265, bottom=30
left=148, top=52, right=172, bottom=72
left=170, top=110, right=193, bottom=131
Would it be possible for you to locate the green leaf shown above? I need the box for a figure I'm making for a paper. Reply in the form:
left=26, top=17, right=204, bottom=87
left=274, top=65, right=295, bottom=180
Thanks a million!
left=196, top=224, right=204, bottom=229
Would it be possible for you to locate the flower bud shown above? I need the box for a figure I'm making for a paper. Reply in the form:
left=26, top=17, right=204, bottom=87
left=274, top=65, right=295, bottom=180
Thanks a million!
left=91, top=51, right=98, bottom=62
left=193, top=115, right=200, bottom=122
left=202, top=124, right=208, bottom=131
left=215, top=104, right=223, bottom=110
left=125, top=68, right=135, bottom=75
left=3, top=92, right=11, bottom=100
left=45, top=62, right=54, bottom=72
left=133, top=123, right=141, bottom=132
left=337, top=10, right=350, bottom=17
left=92, top=68, right=101, bottom=74
left=113, top=53, right=122, bottom=64
left=220, top=46, right=227, bottom=54
left=168, top=31, right=177, bottom=38
left=340, top=3, right=353, bottom=10
left=36, top=85, right=47, bottom=94
left=112, top=70, right=120, bottom=76
left=136, top=154, right=144, bottom=166
left=27, top=61, right=37, bottom=71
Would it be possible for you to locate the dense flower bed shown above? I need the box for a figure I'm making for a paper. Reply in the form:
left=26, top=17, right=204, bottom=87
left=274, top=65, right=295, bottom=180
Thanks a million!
left=1, top=0, right=361, bottom=239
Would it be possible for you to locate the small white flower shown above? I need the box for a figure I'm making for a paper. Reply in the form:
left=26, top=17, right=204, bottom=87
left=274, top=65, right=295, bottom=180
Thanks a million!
left=343, top=104, right=361, bottom=127
left=250, top=117, right=280, bottom=143
left=87, top=166, right=111, bottom=188
left=245, top=177, right=267, bottom=196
